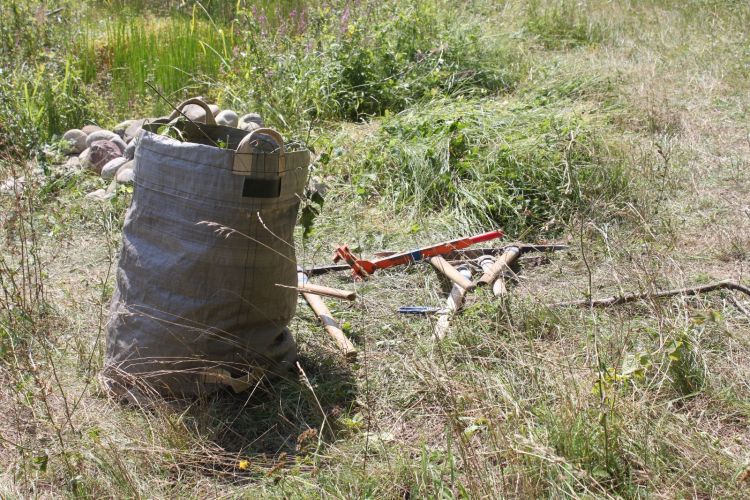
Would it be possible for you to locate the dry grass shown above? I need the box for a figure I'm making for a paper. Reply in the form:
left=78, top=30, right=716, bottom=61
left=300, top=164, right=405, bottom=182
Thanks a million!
left=2, top=0, right=750, bottom=498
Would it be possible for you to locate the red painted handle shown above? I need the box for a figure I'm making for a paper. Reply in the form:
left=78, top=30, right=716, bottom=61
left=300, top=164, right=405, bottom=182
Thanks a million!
left=334, top=229, right=504, bottom=279
left=372, top=229, right=504, bottom=268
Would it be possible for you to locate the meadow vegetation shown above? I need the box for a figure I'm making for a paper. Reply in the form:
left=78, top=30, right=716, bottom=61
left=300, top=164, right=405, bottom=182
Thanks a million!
left=1, top=0, right=749, bottom=497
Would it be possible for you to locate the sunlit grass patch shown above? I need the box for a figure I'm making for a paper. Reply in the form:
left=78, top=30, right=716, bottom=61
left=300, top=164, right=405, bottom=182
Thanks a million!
left=524, top=0, right=606, bottom=49
left=76, top=13, right=233, bottom=114
left=323, top=97, right=631, bottom=236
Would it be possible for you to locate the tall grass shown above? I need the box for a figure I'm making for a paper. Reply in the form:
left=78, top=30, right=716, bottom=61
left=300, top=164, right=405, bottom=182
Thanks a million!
left=218, top=0, right=523, bottom=132
left=76, top=13, right=233, bottom=114
left=0, top=63, right=100, bottom=151
left=323, top=97, right=631, bottom=235
left=525, top=0, right=605, bottom=49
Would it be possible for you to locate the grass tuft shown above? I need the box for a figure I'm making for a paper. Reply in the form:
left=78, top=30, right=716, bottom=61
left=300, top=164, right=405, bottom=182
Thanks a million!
left=323, top=97, right=631, bottom=236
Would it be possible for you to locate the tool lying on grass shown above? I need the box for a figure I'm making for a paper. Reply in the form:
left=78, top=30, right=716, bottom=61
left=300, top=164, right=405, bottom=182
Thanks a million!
left=298, top=241, right=567, bottom=347
left=475, top=246, right=521, bottom=296
left=296, top=282, right=356, bottom=301
left=397, top=306, right=442, bottom=315
left=307, top=243, right=566, bottom=276
left=434, top=265, right=474, bottom=340
left=297, top=268, right=357, bottom=359
left=332, top=230, right=504, bottom=288
left=397, top=243, right=568, bottom=339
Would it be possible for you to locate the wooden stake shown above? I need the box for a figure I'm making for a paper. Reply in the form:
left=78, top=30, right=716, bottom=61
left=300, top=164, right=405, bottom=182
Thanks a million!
left=298, top=271, right=357, bottom=359
left=429, top=255, right=475, bottom=291
left=434, top=266, right=473, bottom=341
left=475, top=246, right=520, bottom=289
left=297, top=283, right=356, bottom=301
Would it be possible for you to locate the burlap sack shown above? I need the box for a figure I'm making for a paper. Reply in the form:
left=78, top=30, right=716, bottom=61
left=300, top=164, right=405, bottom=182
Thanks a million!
left=103, top=99, right=309, bottom=396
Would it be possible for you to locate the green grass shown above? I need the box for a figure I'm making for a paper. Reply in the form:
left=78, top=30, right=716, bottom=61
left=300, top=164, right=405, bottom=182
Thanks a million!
left=76, top=14, right=234, bottom=113
left=322, top=96, right=631, bottom=234
left=2, top=0, right=750, bottom=497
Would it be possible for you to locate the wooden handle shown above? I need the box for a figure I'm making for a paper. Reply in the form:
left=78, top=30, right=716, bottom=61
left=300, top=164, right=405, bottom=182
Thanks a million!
left=167, top=97, right=217, bottom=125
left=302, top=292, right=357, bottom=359
left=236, top=127, right=284, bottom=154
left=433, top=265, right=473, bottom=340
left=297, top=283, right=356, bottom=301
left=476, top=246, right=520, bottom=287
left=429, top=256, right=475, bottom=291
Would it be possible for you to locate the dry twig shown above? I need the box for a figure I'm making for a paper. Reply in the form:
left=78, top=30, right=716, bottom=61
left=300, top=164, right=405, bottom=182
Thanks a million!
left=551, top=279, right=750, bottom=309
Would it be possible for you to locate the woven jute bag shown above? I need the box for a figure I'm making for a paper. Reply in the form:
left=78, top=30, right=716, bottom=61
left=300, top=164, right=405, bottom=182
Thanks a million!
left=103, top=98, right=309, bottom=397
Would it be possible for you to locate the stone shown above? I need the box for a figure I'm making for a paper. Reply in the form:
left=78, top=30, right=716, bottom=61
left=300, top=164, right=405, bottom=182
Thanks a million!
left=62, top=129, right=87, bottom=154
left=0, top=176, right=25, bottom=194
left=64, top=155, right=82, bottom=170
left=239, top=120, right=261, bottom=132
left=86, top=130, right=118, bottom=148
left=113, top=119, right=135, bottom=138
left=78, top=147, right=91, bottom=168
left=105, top=178, right=118, bottom=194
left=116, top=163, right=135, bottom=184
left=85, top=140, right=122, bottom=175
left=239, top=113, right=264, bottom=130
left=85, top=188, right=114, bottom=201
left=182, top=104, right=208, bottom=122
left=101, top=157, right=129, bottom=180
left=239, top=114, right=264, bottom=131
left=215, top=110, right=239, bottom=128
left=209, top=104, right=220, bottom=117
left=81, top=124, right=103, bottom=135
left=124, top=119, right=147, bottom=142
left=110, top=135, right=127, bottom=154
left=123, top=141, right=136, bottom=160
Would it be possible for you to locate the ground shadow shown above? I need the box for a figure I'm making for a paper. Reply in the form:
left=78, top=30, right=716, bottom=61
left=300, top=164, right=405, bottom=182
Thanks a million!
left=174, top=348, right=357, bottom=464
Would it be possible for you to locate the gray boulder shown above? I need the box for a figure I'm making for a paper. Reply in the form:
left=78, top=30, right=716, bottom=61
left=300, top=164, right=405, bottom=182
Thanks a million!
left=62, top=129, right=87, bottom=154
left=101, top=157, right=129, bottom=180
left=82, top=124, right=103, bottom=135
left=110, top=135, right=127, bottom=154
left=239, top=113, right=264, bottom=131
left=85, top=188, right=115, bottom=201
left=84, top=140, right=122, bottom=175
left=116, top=161, right=135, bottom=184
left=123, top=141, right=136, bottom=160
left=113, top=120, right=135, bottom=138
left=124, top=119, right=147, bottom=142
left=182, top=104, right=208, bottom=122
left=86, top=130, right=118, bottom=148
left=215, top=110, right=239, bottom=128
left=64, top=155, right=82, bottom=170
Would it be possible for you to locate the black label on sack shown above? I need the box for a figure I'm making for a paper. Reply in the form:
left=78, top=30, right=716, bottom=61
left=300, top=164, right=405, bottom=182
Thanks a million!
left=242, top=177, right=282, bottom=198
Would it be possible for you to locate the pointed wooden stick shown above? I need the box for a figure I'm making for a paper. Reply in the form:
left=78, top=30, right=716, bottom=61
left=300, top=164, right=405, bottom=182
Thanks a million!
left=429, top=255, right=475, bottom=291
left=434, top=265, right=473, bottom=340
left=475, top=246, right=520, bottom=289
left=298, top=271, right=357, bottom=359
left=297, top=283, right=356, bottom=301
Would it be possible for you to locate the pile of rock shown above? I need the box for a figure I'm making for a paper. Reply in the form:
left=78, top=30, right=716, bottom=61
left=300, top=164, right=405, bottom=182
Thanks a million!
left=60, top=102, right=264, bottom=201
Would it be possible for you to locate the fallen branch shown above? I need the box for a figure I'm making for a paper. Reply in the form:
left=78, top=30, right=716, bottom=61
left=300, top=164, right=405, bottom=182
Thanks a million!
left=551, top=279, right=750, bottom=308
left=728, top=295, right=750, bottom=318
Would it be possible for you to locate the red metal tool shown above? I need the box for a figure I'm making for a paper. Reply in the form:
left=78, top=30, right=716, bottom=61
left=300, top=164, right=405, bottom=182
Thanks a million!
left=333, top=229, right=504, bottom=279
